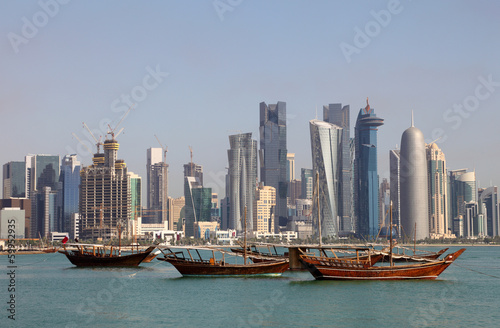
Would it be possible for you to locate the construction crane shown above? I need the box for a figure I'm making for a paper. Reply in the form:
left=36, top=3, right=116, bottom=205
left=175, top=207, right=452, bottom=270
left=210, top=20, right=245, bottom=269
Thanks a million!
left=83, top=122, right=102, bottom=153
left=107, top=104, right=134, bottom=139
left=71, top=132, right=93, bottom=154
left=154, top=134, right=168, bottom=163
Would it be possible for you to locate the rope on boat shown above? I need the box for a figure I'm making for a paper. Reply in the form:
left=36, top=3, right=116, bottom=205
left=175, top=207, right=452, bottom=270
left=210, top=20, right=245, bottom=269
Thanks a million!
left=452, top=262, right=500, bottom=279
left=14, top=251, right=60, bottom=267
left=128, top=260, right=163, bottom=278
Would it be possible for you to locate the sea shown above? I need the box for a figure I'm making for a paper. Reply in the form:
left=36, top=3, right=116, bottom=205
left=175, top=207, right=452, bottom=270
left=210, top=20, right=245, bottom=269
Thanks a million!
left=1, top=246, right=500, bottom=328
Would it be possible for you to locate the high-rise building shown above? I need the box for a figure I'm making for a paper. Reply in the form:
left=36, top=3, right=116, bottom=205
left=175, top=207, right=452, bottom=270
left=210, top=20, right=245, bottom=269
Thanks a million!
left=167, top=196, right=185, bottom=231
left=260, top=101, right=287, bottom=231
left=211, top=193, right=220, bottom=223
left=183, top=163, right=203, bottom=185
left=289, top=179, right=302, bottom=205
left=33, top=186, right=58, bottom=238
left=3, top=161, right=26, bottom=198
left=29, top=155, right=60, bottom=194
left=353, top=99, right=384, bottom=238
left=400, top=116, right=429, bottom=241
left=449, top=168, right=468, bottom=235
left=59, top=155, right=81, bottom=234
left=227, top=133, right=257, bottom=232
left=184, top=176, right=212, bottom=237
left=389, top=149, right=401, bottom=237
left=287, top=153, right=295, bottom=182
left=310, top=119, right=343, bottom=238
left=450, top=170, right=476, bottom=237
left=301, top=168, right=313, bottom=200
left=253, top=184, right=276, bottom=234
left=323, top=103, right=353, bottom=233
left=426, top=143, right=449, bottom=238
left=478, top=187, right=499, bottom=237
left=79, top=137, right=131, bottom=240
left=379, top=178, right=390, bottom=230
left=146, top=148, right=168, bottom=224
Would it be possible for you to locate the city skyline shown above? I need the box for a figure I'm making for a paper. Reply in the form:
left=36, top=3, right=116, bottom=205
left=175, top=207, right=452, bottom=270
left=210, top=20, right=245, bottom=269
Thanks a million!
left=1, top=1, right=499, bottom=198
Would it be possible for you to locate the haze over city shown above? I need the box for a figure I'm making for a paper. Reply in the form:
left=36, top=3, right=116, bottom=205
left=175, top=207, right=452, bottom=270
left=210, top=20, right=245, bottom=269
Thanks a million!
left=1, top=0, right=499, bottom=198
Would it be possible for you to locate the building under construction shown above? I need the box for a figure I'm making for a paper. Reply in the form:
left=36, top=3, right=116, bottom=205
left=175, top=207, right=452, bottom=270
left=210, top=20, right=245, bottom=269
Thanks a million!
left=79, top=137, right=131, bottom=240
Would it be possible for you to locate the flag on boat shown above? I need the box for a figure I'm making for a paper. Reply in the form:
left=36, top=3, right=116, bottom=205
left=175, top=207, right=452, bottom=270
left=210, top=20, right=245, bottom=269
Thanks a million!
left=62, top=236, right=69, bottom=244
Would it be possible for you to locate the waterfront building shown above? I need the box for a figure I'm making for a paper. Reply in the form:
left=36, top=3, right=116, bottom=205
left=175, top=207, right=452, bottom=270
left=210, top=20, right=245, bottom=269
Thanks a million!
left=167, top=196, right=185, bottom=231
left=79, top=138, right=131, bottom=240
left=227, top=133, right=258, bottom=232
left=29, top=154, right=60, bottom=195
left=400, top=115, right=429, bottom=241
left=426, top=143, right=450, bottom=238
left=323, top=103, right=353, bottom=233
left=379, top=178, right=390, bottom=231
left=33, top=186, right=58, bottom=238
left=478, top=187, right=499, bottom=237
left=194, top=221, right=219, bottom=239
left=0, top=199, right=31, bottom=237
left=146, top=148, right=168, bottom=224
left=253, top=184, right=276, bottom=234
left=450, top=170, right=476, bottom=237
left=389, top=149, right=401, bottom=237
left=3, top=161, right=26, bottom=198
left=0, top=208, right=25, bottom=239
left=353, top=99, right=384, bottom=238
left=310, top=119, right=343, bottom=238
left=260, top=101, right=288, bottom=231
left=59, top=155, right=81, bottom=234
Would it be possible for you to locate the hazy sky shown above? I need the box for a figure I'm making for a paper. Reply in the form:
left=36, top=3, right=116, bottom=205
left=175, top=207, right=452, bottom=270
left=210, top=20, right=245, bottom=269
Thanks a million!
left=1, top=0, right=499, bottom=198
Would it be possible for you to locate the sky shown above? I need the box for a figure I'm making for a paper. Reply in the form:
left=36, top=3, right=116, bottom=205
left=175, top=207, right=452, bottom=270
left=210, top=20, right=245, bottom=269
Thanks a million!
left=1, top=0, right=499, bottom=198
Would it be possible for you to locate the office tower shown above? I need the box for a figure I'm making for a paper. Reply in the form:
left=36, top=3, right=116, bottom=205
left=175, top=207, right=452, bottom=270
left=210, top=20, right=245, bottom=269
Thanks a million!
left=253, top=184, right=276, bottom=233
left=353, top=99, right=384, bottom=238
left=400, top=115, right=429, bottom=241
left=310, top=119, right=343, bottom=238
left=379, top=178, right=390, bottom=231
left=33, top=186, right=58, bottom=238
left=29, top=155, right=60, bottom=194
left=478, top=187, right=499, bottom=237
left=289, top=179, right=302, bottom=205
left=129, top=172, right=141, bottom=221
left=184, top=176, right=212, bottom=237
left=3, top=161, right=26, bottom=198
left=389, top=149, right=401, bottom=237
left=59, top=155, right=81, bottom=233
left=167, top=196, right=185, bottom=231
left=426, top=143, right=449, bottom=238
left=146, top=148, right=168, bottom=224
left=260, top=101, right=287, bottom=231
left=287, top=153, right=295, bottom=182
left=211, top=193, right=220, bottom=223
left=183, top=163, right=203, bottom=185
left=450, top=170, right=477, bottom=237
left=323, top=103, right=353, bottom=233
left=227, top=133, right=258, bottom=232
left=301, top=168, right=313, bottom=200
left=221, top=172, right=230, bottom=230
left=79, top=137, right=131, bottom=240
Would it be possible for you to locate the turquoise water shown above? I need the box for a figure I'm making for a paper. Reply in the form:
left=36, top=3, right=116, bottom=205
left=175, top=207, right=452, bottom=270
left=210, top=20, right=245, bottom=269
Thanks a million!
left=1, top=246, right=500, bottom=327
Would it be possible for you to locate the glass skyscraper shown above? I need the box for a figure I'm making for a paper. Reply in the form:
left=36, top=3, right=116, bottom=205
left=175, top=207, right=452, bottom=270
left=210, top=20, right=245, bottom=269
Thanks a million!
left=227, top=133, right=257, bottom=232
left=146, top=148, right=168, bottom=224
left=323, top=103, right=353, bottom=233
left=59, top=155, right=81, bottom=233
left=260, top=101, right=287, bottom=231
left=184, top=176, right=211, bottom=237
left=310, top=119, right=343, bottom=238
left=354, top=100, right=384, bottom=238
left=3, top=161, right=26, bottom=198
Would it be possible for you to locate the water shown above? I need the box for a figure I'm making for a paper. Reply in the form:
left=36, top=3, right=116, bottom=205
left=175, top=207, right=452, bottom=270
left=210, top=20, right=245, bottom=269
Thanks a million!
left=2, top=246, right=500, bottom=327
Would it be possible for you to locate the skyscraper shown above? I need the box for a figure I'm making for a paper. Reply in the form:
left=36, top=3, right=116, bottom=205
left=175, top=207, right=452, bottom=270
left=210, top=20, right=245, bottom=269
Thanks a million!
left=400, top=115, right=429, bottom=241
left=450, top=170, right=476, bottom=237
left=59, top=154, right=81, bottom=233
left=184, top=176, right=211, bottom=237
left=79, top=137, right=131, bottom=240
left=426, top=143, right=449, bottom=238
left=253, top=184, right=276, bottom=234
left=30, top=155, right=60, bottom=194
left=301, top=168, right=313, bottom=200
left=389, top=149, right=401, bottom=237
left=3, top=161, right=26, bottom=198
left=227, top=133, right=257, bottom=232
left=354, top=99, right=384, bottom=238
left=323, top=103, right=352, bottom=233
left=146, top=148, right=168, bottom=224
left=260, top=101, right=287, bottom=231
left=310, top=119, right=343, bottom=238
left=286, top=153, right=295, bottom=182
left=478, top=186, right=499, bottom=237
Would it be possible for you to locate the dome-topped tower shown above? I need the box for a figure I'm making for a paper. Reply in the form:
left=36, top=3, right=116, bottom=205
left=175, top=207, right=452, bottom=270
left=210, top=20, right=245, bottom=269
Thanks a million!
left=400, top=113, right=429, bottom=241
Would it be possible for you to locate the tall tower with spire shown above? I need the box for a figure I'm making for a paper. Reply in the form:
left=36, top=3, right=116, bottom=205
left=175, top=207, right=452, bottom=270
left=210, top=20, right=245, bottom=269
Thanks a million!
left=400, top=113, right=429, bottom=241
left=354, top=98, right=384, bottom=238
